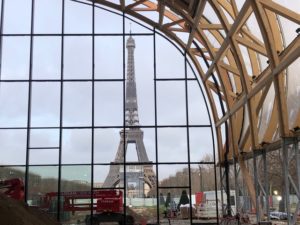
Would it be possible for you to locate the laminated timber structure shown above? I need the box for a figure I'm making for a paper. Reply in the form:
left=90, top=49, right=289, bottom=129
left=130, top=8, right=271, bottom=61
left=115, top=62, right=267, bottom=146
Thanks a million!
left=88, top=0, right=300, bottom=223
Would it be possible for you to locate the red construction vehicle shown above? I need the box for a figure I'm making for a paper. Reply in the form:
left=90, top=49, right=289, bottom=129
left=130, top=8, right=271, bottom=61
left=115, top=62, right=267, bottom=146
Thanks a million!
left=0, top=178, right=25, bottom=201
left=42, top=189, right=134, bottom=225
left=1, top=178, right=134, bottom=225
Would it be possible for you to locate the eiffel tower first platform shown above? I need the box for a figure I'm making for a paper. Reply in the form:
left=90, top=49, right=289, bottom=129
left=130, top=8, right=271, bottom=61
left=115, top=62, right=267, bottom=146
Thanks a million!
left=102, top=35, right=156, bottom=194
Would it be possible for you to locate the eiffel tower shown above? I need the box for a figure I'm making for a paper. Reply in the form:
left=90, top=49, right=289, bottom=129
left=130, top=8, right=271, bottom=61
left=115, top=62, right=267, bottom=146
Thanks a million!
left=102, top=35, right=156, bottom=193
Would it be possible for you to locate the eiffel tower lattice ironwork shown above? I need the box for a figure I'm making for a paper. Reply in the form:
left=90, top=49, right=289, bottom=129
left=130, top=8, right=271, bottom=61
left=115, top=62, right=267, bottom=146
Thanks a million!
left=102, top=35, right=156, bottom=190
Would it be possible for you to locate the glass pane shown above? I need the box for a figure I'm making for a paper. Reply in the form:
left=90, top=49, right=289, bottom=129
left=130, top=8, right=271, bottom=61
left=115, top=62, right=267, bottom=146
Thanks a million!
left=34, top=0, right=62, bottom=34
left=0, top=129, right=27, bottom=165
left=94, top=128, right=121, bottom=164
left=94, top=165, right=124, bottom=188
left=32, top=37, right=61, bottom=79
left=94, top=7, right=122, bottom=33
left=156, top=34, right=184, bottom=78
left=157, top=81, right=186, bottom=125
left=124, top=16, right=152, bottom=34
left=31, top=82, right=60, bottom=127
left=0, top=83, right=28, bottom=127
left=189, top=128, right=214, bottom=163
left=61, top=165, right=91, bottom=191
left=0, top=166, right=26, bottom=200
left=158, top=188, right=192, bottom=224
left=95, top=36, right=123, bottom=79
left=3, top=0, right=31, bottom=34
left=64, top=0, right=92, bottom=34
left=125, top=128, right=156, bottom=163
left=158, top=164, right=189, bottom=187
left=64, top=37, right=92, bottom=79
left=94, top=82, right=123, bottom=126
left=1, top=37, right=30, bottom=80
left=62, top=129, right=91, bottom=164
left=29, top=149, right=59, bottom=165
left=30, top=129, right=59, bottom=148
left=287, top=58, right=300, bottom=129
left=157, top=128, right=188, bottom=162
left=63, top=82, right=92, bottom=127
left=125, top=164, right=158, bottom=224
left=0, top=166, right=25, bottom=181
left=61, top=165, right=91, bottom=223
left=124, top=164, right=156, bottom=198
left=27, top=166, right=58, bottom=209
left=188, top=81, right=210, bottom=125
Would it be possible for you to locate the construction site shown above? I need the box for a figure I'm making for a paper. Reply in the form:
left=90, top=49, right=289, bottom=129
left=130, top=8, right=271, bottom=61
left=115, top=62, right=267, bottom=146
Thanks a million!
left=0, top=0, right=300, bottom=224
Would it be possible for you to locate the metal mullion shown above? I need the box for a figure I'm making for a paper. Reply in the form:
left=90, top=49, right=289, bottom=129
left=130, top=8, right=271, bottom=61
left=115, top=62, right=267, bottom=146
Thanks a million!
left=0, top=78, right=124, bottom=82
left=159, top=186, right=191, bottom=189
left=184, top=53, right=193, bottom=223
left=29, top=147, right=60, bottom=150
left=122, top=11, right=126, bottom=220
left=253, top=153, right=260, bottom=222
left=153, top=28, right=160, bottom=224
left=90, top=0, right=95, bottom=221
left=57, top=0, right=65, bottom=221
left=282, top=140, right=291, bottom=224
left=0, top=0, right=5, bottom=80
left=24, top=0, right=35, bottom=203
left=155, top=78, right=197, bottom=81
left=0, top=124, right=212, bottom=130
left=263, top=149, right=270, bottom=220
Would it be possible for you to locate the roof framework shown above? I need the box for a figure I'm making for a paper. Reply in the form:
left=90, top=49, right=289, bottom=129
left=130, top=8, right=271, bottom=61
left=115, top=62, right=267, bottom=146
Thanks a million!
left=90, top=0, right=300, bottom=159
left=86, top=0, right=300, bottom=217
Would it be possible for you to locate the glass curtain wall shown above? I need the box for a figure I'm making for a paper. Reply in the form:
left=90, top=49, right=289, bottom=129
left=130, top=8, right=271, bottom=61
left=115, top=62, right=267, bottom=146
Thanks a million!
left=0, top=0, right=217, bottom=224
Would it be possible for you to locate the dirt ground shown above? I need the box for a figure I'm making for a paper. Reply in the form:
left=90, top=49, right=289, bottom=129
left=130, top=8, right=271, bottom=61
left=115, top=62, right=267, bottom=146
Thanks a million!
left=0, top=194, right=60, bottom=225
